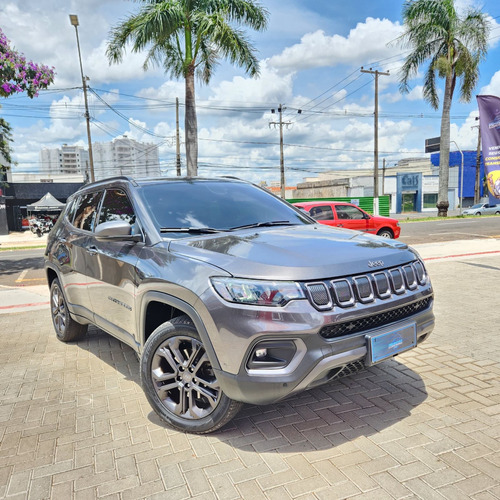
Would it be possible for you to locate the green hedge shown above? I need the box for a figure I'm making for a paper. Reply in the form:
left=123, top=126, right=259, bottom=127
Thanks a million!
left=290, top=195, right=390, bottom=216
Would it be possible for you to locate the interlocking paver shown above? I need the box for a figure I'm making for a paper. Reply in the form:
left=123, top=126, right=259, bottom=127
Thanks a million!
left=1, top=249, right=500, bottom=499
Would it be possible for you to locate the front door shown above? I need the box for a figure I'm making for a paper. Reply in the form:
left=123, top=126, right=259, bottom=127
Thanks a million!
left=86, top=188, right=142, bottom=347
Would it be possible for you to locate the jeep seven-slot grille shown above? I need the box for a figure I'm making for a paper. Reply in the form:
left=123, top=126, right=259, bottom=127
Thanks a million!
left=305, top=260, right=428, bottom=311
left=319, top=296, right=432, bottom=339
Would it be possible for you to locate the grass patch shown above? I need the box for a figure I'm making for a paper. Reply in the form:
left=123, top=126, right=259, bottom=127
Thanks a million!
left=398, top=214, right=499, bottom=223
left=0, top=245, right=46, bottom=251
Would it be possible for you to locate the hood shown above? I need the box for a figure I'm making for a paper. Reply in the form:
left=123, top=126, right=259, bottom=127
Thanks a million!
left=372, top=215, right=398, bottom=223
left=168, top=224, right=418, bottom=280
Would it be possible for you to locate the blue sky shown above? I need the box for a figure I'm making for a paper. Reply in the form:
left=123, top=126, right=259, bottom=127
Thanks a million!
left=1, top=0, right=500, bottom=185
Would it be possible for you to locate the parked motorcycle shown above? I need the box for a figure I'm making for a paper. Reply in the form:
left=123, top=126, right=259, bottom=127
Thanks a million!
left=28, top=218, right=53, bottom=237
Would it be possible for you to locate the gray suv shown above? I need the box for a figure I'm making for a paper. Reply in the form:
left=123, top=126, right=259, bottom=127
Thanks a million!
left=45, top=177, right=434, bottom=433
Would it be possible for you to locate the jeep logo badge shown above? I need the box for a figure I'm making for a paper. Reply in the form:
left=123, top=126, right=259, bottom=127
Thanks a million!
left=368, top=260, right=384, bottom=268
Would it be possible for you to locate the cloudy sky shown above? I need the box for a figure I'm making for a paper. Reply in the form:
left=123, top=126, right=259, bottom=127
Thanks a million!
left=1, top=0, right=500, bottom=185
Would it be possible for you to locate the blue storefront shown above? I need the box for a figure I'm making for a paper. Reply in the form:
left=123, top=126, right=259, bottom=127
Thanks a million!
left=430, top=151, right=485, bottom=201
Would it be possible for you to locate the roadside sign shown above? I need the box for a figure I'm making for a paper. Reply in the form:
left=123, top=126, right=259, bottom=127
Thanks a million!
left=425, top=137, right=440, bottom=153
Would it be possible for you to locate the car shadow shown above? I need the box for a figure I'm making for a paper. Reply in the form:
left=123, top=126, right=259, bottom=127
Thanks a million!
left=79, top=326, right=427, bottom=451
left=0, top=257, right=45, bottom=276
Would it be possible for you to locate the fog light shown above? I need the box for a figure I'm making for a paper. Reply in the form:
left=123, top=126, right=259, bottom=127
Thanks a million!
left=247, top=341, right=297, bottom=370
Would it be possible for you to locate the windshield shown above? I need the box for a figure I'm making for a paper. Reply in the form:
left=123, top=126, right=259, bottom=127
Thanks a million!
left=471, top=204, right=483, bottom=209
left=140, top=180, right=312, bottom=235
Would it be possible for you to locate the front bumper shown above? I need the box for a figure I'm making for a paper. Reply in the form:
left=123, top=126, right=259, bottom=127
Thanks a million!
left=213, top=304, right=434, bottom=405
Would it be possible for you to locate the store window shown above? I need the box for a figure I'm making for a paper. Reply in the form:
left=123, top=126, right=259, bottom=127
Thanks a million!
left=423, top=193, right=438, bottom=209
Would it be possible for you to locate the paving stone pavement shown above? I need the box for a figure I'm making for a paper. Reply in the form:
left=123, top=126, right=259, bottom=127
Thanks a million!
left=1, top=252, right=500, bottom=499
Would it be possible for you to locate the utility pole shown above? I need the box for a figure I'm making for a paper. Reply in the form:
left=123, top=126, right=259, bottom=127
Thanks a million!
left=69, top=15, right=95, bottom=183
left=473, top=117, right=481, bottom=204
left=382, top=158, right=386, bottom=196
left=270, top=104, right=292, bottom=199
left=176, top=97, right=181, bottom=176
left=361, top=67, right=389, bottom=215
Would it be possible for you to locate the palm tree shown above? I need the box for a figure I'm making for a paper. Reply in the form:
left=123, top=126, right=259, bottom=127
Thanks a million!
left=107, top=0, right=269, bottom=177
left=396, top=0, right=490, bottom=216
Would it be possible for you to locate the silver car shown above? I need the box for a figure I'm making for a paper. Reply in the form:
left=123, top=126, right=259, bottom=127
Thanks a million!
left=45, top=177, right=434, bottom=433
left=462, top=203, right=500, bottom=215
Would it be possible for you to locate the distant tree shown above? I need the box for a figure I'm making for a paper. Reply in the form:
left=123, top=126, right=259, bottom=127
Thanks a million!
left=107, top=0, right=269, bottom=176
left=0, top=118, right=13, bottom=186
left=396, top=0, right=490, bottom=216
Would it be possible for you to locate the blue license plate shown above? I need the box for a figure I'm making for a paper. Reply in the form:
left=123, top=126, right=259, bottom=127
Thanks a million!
left=366, top=323, right=417, bottom=365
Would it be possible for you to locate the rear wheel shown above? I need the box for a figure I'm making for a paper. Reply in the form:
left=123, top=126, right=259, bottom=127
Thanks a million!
left=377, top=228, right=394, bottom=239
left=141, top=315, right=242, bottom=434
left=495, top=211, right=500, bottom=215
left=50, top=279, right=88, bottom=342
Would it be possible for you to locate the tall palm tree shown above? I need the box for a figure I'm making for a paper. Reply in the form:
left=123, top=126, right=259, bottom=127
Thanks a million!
left=107, top=0, right=269, bottom=176
left=396, top=0, right=490, bottom=216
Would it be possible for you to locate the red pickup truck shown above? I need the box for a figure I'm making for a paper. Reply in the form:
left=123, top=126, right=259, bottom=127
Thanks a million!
left=293, top=201, right=400, bottom=239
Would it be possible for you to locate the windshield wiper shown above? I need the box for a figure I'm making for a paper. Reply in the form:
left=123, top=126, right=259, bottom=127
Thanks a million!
left=160, top=227, right=222, bottom=234
left=229, top=220, right=293, bottom=231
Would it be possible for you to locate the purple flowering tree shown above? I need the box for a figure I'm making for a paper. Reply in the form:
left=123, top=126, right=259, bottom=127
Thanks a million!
left=0, top=28, right=55, bottom=180
left=0, top=27, right=55, bottom=98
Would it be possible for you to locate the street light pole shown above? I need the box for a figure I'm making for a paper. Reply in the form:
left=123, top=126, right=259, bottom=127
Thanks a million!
left=70, top=14, right=95, bottom=183
left=451, top=140, right=464, bottom=215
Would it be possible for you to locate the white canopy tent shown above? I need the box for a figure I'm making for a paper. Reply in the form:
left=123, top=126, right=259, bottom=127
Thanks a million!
left=26, top=192, right=65, bottom=213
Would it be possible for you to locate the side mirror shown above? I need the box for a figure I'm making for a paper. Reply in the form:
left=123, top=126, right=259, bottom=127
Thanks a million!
left=94, top=220, right=142, bottom=242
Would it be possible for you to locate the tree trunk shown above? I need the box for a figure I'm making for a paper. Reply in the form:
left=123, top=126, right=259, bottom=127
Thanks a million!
left=185, top=64, right=198, bottom=177
left=437, top=73, right=453, bottom=217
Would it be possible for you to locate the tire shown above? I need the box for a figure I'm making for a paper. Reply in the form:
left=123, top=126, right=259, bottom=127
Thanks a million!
left=476, top=212, right=481, bottom=216
left=140, top=315, right=242, bottom=434
left=496, top=211, right=500, bottom=215
left=377, top=228, right=393, bottom=239
left=50, top=278, right=88, bottom=342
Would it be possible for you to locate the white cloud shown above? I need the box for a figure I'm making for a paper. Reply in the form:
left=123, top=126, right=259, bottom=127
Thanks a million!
left=268, top=18, right=402, bottom=72
left=480, top=71, right=500, bottom=96
left=406, top=85, right=424, bottom=101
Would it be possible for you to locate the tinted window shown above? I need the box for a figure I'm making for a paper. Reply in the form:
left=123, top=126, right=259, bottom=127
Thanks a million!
left=309, top=205, right=333, bottom=221
left=73, top=191, right=103, bottom=231
left=140, top=180, right=311, bottom=234
left=65, top=198, right=78, bottom=223
left=98, top=189, right=136, bottom=226
left=335, top=205, right=366, bottom=220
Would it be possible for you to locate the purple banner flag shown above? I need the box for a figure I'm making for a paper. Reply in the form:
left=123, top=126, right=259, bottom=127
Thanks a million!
left=477, top=95, right=500, bottom=200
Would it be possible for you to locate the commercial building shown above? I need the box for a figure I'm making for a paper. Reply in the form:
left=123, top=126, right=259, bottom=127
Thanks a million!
left=290, top=153, right=486, bottom=213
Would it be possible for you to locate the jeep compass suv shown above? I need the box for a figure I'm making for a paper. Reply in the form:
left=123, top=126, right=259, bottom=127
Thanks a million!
left=45, top=177, right=434, bottom=433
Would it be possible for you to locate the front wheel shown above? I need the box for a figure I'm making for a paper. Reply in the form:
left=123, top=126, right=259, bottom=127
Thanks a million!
left=377, top=229, right=394, bottom=239
left=476, top=212, right=481, bottom=216
left=495, top=211, right=500, bottom=215
left=140, top=315, right=242, bottom=434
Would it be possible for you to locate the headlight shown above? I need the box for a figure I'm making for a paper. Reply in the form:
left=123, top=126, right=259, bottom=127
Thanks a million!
left=211, top=278, right=305, bottom=307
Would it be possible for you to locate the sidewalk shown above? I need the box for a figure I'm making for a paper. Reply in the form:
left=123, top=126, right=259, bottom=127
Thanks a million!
left=0, top=230, right=47, bottom=249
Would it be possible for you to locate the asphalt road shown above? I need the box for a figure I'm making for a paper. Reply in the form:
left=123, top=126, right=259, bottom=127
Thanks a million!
left=398, top=215, right=500, bottom=245
left=0, top=217, right=499, bottom=286
left=0, top=248, right=46, bottom=287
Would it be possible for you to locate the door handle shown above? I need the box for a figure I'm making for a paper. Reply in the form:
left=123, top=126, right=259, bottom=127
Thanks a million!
left=87, top=245, right=98, bottom=256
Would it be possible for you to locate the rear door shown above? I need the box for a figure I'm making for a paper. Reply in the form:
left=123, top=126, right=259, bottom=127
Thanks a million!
left=57, top=191, right=103, bottom=320
left=86, top=188, right=143, bottom=347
